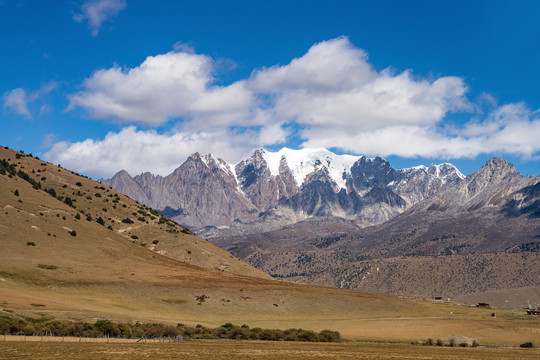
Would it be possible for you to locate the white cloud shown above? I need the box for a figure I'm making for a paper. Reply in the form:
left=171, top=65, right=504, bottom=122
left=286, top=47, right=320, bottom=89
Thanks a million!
left=74, top=0, right=126, bottom=36
left=302, top=103, right=540, bottom=160
left=57, top=37, right=540, bottom=177
left=43, top=126, right=261, bottom=178
left=3, top=88, right=31, bottom=119
left=3, top=82, right=58, bottom=119
left=250, top=37, right=472, bottom=132
left=68, top=51, right=254, bottom=127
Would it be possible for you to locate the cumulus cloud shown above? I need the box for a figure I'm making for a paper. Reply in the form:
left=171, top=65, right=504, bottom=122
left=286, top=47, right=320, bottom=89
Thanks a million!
left=57, top=37, right=540, bottom=177
left=68, top=51, right=254, bottom=127
left=43, top=126, right=262, bottom=178
left=3, top=88, right=32, bottom=119
left=303, top=103, right=540, bottom=160
left=74, top=0, right=126, bottom=36
left=250, top=37, right=472, bottom=132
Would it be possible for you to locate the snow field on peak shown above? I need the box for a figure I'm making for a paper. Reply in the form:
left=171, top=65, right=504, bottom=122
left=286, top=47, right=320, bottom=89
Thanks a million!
left=260, top=148, right=362, bottom=189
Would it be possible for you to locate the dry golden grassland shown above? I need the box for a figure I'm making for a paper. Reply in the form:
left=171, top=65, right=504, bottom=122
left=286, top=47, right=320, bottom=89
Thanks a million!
left=1, top=147, right=539, bottom=348
left=1, top=339, right=540, bottom=360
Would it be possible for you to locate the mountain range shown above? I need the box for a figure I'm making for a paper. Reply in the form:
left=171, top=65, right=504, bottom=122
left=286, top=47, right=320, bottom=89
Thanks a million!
left=212, top=158, right=540, bottom=307
left=102, top=148, right=464, bottom=236
left=103, top=150, right=539, bottom=307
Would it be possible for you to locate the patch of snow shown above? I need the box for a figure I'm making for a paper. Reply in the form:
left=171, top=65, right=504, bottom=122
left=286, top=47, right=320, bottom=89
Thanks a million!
left=259, top=148, right=362, bottom=189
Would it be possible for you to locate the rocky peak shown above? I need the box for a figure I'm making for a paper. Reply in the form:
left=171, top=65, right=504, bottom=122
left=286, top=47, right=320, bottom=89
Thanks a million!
left=465, top=158, right=519, bottom=197
left=483, top=158, right=517, bottom=176
left=348, top=156, right=397, bottom=192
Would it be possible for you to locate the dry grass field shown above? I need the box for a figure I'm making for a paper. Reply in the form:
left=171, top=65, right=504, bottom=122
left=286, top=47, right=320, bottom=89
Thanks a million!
left=1, top=340, right=539, bottom=360
left=1, top=147, right=539, bottom=351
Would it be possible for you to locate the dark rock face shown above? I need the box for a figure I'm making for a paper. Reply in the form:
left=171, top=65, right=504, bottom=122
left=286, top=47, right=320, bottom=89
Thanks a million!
left=102, top=149, right=464, bottom=232
left=347, top=156, right=398, bottom=192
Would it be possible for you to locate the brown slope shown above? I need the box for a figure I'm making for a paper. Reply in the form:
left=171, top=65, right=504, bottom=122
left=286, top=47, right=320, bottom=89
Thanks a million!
left=0, top=147, right=267, bottom=279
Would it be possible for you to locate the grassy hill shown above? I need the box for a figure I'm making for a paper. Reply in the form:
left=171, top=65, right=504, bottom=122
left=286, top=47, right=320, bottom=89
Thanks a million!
left=0, top=147, right=539, bottom=345
left=0, top=146, right=268, bottom=279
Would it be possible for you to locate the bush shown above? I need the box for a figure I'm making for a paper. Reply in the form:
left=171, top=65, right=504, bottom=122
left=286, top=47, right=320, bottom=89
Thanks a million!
left=14, top=189, right=19, bottom=196
left=64, top=197, right=74, bottom=207
left=69, top=230, right=77, bottom=237
left=46, top=188, right=57, bottom=198
left=520, top=342, right=534, bottom=348
left=75, top=213, right=81, bottom=220
left=26, top=242, right=36, bottom=246
left=152, top=240, right=159, bottom=245
left=318, top=329, right=341, bottom=342
left=96, top=217, right=105, bottom=226
left=76, top=182, right=82, bottom=186
left=122, top=218, right=134, bottom=224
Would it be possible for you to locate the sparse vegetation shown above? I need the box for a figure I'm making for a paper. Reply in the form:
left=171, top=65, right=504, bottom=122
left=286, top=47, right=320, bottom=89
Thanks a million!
left=26, top=241, right=36, bottom=246
left=122, top=218, right=134, bottom=224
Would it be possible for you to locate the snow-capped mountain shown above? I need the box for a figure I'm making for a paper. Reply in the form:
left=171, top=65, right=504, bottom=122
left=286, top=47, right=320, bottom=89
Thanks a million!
left=101, top=148, right=464, bottom=234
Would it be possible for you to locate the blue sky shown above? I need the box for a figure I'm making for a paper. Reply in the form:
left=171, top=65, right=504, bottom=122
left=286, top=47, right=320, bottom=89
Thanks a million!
left=1, top=0, right=539, bottom=178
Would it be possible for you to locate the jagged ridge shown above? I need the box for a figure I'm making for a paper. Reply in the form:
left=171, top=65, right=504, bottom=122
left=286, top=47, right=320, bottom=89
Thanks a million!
left=102, top=148, right=464, bottom=234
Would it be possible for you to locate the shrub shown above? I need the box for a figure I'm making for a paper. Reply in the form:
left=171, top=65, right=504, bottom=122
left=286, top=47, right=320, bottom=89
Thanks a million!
left=298, top=329, right=319, bottom=342
left=14, top=189, right=19, bottom=196
left=86, top=214, right=92, bottom=221
left=520, top=342, right=534, bottom=348
left=122, top=218, right=134, bottom=224
left=318, top=329, right=341, bottom=342
left=75, top=182, right=82, bottom=186
left=75, top=213, right=81, bottom=220
left=26, top=242, right=36, bottom=246
left=46, top=187, right=57, bottom=198
left=69, top=230, right=77, bottom=237
left=131, top=235, right=138, bottom=239
left=181, top=228, right=194, bottom=235
left=162, top=326, right=178, bottom=338
left=96, top=217, right=105, bottom=226
left=152, top=240, right=159, bottom=244
left=94, top=320, right=121, bottom=337
left=64, top=197, right=74, bottom=207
